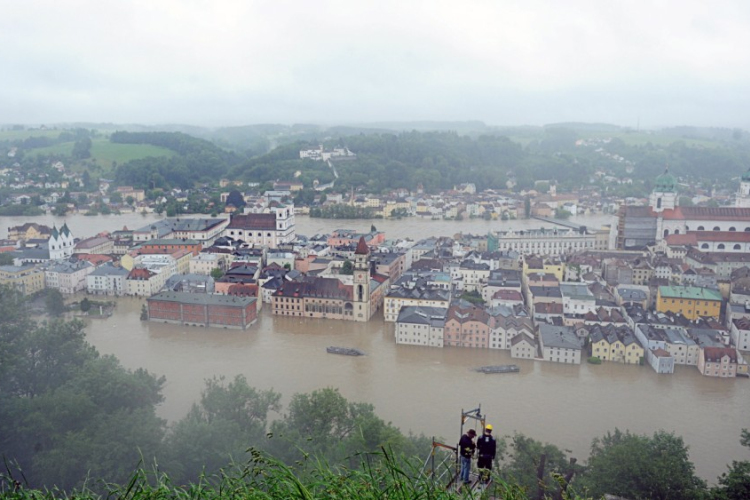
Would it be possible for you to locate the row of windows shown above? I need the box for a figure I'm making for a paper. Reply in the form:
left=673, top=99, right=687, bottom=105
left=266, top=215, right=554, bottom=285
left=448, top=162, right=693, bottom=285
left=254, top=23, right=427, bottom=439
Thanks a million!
left=699, top=243, right=743, bottom=250
left=691, top=226, right=750, bottom=231
left=229, top=231, right=275, bottom=237
left=667, top=299, right=717, bottom=306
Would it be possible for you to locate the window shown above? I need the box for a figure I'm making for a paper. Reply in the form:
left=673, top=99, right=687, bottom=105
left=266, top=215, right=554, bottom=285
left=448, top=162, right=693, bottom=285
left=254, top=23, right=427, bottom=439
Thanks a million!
left=718, top=244, right=725, bottom=250
left=734, top=244, right=741, bottom=250
left=698, top=226, right=705, bottom=231
left=701, top=243, right=709, bottom=249
left=713, top=226, right=721, bottom=231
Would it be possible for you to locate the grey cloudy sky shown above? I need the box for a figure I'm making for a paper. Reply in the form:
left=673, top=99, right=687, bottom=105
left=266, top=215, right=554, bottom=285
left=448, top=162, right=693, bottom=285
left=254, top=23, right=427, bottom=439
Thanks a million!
left=3, top=0, right=750, bottom=128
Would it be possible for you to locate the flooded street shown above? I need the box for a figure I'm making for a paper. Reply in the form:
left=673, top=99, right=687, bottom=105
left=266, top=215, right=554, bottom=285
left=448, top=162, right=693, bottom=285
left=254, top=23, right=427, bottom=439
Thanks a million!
left=8, top=211, right=748, bottom=481
left=2, top=212, right=614, bottom=241
left=85, top=298, right=749, bottom=483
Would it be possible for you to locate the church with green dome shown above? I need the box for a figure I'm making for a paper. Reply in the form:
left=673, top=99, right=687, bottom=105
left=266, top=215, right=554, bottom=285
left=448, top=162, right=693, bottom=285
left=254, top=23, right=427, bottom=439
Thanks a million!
left=616, top=168, right=750, bottom=250
left=649, top=167, right=678, bottom=213
left=737, top=167, right=750, bottom=208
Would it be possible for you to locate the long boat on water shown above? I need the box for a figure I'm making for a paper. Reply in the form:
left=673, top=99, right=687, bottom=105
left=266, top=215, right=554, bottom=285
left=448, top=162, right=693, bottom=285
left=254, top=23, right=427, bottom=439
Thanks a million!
left=474, top=364, right=520, bottom=374
left=326, top=346, right=366, bottom=356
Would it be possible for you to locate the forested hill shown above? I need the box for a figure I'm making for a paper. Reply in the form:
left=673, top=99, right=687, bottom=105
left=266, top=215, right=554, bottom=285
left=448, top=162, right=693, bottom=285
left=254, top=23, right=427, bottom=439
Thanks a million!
left=104, top=125, right=750, bottom=194
left=228, top=128, right=750, bottom=194
left=112, top=131, right=243, bottom=189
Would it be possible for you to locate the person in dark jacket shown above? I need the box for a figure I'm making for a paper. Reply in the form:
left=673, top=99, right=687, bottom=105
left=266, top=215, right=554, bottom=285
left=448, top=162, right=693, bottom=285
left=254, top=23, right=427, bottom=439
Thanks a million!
left=458, top=429, right=476, bottom=484
left=476, top=424, right=496, bottom=482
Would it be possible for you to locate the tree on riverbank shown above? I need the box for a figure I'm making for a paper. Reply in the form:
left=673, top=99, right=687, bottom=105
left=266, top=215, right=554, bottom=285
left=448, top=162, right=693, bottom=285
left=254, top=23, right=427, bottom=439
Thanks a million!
left=45, top=288, right=66, bottom=316
left=580, top=429, right=706, bottom=500
left=0, top=285, right=166, bottom=491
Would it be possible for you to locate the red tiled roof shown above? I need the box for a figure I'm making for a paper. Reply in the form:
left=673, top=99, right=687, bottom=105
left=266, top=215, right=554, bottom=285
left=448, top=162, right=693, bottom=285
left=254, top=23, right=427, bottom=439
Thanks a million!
left=492, top=289, right=524, bottom=301
left=447, top=304, right=490, bottom=324
left=662, top=206, right=750, bottom=221
left=355, top=236, right=370, bottom=255
left=76, top=254, right=113, bottom=265
left=127, top=268, right=155, bottom=280
left=228, top=284, right=259, bottom=297
left=733, top=317, right=750, bottom=331
left=227, top=213, right=276, bottom=230
left=684, top=231, right=750, bottom=242
left=703, top=347, right=737, bottom=363
left=533, top=302, right=563, bottom=315
left=666, top=234, right=698, bottom=246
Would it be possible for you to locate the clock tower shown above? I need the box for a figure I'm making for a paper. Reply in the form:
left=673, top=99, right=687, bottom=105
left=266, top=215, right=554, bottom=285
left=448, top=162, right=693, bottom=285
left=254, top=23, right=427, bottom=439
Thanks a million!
left=353, top=236, right=371, bottom=321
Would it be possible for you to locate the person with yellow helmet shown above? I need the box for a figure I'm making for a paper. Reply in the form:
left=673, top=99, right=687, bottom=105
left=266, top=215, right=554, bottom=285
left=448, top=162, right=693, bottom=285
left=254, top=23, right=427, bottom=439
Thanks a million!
left=476, top=424, right=496, bottom=483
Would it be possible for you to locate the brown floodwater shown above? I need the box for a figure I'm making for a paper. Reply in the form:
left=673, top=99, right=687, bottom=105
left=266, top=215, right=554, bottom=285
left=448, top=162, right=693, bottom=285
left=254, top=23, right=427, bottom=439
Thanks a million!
left=85, top=298, right=749, bottom=484
left=2, top=212, right=613, bottom=241
left=9, top=212, right=748, bottom=481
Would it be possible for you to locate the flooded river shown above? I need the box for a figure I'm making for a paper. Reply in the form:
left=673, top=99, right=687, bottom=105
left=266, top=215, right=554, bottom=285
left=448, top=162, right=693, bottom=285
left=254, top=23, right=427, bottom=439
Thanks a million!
left=7, top=212, right=748, bottom=481
left=85, top=298, right=748, bottom=483
left=2, top=212, right=614, bottom=241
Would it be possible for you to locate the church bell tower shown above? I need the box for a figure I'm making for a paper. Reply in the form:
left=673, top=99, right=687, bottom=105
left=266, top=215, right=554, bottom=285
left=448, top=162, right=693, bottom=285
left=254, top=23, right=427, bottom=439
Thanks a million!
left=353, top=236, right=371, bottom=321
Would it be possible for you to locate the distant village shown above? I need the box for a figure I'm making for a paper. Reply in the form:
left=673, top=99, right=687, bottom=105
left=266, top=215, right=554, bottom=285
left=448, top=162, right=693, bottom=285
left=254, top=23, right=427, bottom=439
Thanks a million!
left=3, top=166, right=750, bottom=381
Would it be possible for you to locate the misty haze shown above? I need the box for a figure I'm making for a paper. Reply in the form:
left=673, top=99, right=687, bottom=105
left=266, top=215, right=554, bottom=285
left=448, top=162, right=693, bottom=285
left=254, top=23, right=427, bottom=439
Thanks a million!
left=1, top=2, right=750, bottom=500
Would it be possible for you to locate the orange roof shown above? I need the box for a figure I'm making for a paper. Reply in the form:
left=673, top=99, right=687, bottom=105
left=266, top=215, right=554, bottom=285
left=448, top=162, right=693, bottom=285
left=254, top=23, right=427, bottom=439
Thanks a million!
left=76, top=254, right=113, bottom=265
left=662, top=206, right=750, bottom=221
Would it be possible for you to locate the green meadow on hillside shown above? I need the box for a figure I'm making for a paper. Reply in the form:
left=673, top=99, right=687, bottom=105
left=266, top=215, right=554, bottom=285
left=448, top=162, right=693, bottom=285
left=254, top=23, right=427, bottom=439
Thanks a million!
left=25, top=138, right=176, bottom=171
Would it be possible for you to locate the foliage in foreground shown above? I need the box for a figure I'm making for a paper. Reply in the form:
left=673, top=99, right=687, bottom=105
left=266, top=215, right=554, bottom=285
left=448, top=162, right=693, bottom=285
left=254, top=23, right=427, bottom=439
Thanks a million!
left=0, top=448, right=578, bottom=500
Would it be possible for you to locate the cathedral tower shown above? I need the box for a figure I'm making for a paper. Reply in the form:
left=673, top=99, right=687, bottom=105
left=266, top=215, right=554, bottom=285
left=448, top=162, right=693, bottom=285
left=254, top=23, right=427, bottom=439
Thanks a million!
left=649, top=167, right=677, bottom=213
left=353, top=236, right=371, bottom=321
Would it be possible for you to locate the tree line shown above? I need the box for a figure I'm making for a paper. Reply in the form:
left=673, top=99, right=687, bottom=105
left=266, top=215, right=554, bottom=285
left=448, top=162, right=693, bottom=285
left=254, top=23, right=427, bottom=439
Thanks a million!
left=102, top=128, right=750, bottom=197
left=111, top=131, right=243, bottom=189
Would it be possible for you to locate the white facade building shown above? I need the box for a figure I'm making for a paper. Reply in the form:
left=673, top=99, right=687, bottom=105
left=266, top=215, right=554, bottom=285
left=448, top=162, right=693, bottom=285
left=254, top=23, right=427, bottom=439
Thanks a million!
left=45, top=260, right=94, bottom=294
left=538, top=324, right=583, bottom=364
left=395, top=306, right=447, bottom=347
left=48, top=224, right=75, bottom=260
left=86, top=263, right=128, bottom=296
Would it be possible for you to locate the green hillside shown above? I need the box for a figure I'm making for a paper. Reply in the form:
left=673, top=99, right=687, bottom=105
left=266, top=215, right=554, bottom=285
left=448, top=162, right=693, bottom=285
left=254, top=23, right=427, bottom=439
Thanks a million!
left=22, top=137, right=176, bottom=172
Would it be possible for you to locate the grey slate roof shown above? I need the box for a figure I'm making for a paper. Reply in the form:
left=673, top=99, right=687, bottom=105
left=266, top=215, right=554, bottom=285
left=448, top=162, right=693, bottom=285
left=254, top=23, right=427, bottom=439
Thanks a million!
left=396, top=306, right=448, bottom=327
left=148, top=291, right=255, bottom=307
left=539, top=324, right=582, bottom=350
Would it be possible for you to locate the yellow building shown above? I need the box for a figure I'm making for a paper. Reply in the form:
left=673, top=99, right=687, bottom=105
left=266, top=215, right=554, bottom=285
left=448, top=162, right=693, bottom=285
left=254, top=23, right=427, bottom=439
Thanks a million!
left=523, top=255, right=564, bottom=282
left=0, top=264, right=45, bottom=295
left=7, top=223, right=51, bottom=241
left=590, top=336, right=610, bottom=361
left=622, top=338, right=644, bottom=365
left=382, top=199, right=411, bottom=218
left=589, top=325, right=644, bottom=365
left=656, top=286, right=722, bottom=320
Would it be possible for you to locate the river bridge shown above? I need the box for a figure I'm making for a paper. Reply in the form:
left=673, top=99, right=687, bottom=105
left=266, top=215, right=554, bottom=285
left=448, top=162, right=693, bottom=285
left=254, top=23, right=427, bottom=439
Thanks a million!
left=531, top=216, right=588, bottom=232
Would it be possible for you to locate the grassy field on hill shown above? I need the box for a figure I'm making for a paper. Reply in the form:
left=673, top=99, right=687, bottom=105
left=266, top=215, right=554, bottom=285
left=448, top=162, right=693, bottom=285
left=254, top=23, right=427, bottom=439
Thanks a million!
left=0, top=128, right=62, bottom=141
left=26, top=138, right=175, bottom=171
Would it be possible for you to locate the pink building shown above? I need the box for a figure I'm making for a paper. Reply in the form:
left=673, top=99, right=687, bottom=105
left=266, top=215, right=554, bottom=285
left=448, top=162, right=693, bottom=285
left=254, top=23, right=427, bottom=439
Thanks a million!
left=698, top=347, right=738, bottom=378
left=444, top=303, right=490, bottom=348
left=327, top=229, right=385, bottom=247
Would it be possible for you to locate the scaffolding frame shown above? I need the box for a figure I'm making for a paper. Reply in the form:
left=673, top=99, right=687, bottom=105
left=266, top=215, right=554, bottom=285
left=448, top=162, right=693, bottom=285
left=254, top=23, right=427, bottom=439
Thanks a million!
left=419, top=404, right=487, bottom=490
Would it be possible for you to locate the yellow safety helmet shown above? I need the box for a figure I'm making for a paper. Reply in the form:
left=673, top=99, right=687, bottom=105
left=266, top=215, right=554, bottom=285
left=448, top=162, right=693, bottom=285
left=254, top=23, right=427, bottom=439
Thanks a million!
left=485, top=424, right=493, bottom=431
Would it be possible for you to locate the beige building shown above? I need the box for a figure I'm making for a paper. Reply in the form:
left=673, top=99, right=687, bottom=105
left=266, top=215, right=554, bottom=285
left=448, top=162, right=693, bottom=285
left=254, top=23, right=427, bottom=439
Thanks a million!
left=510, top=332, right=538, bottom=359
left=384, top=287, right=451, bottom=322
left=74, top=236, right=114, bottom=255
left=394, top=306, right=447, bottom=347
left=538, top=324, right=583, bottom=364
left=125, top=268, right=165, bottom=297
left=7, top=223, right=52, bottom=242
left=45, top=260, right=94, bottom=294
left=0, top=264, right=45, bottom=295
left=190, top=253, right=230, bottom=276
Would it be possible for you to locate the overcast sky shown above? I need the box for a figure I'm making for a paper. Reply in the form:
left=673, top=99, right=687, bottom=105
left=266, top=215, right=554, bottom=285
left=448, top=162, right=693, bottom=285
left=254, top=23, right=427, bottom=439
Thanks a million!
left=3, top=0, right=750, bottom=128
